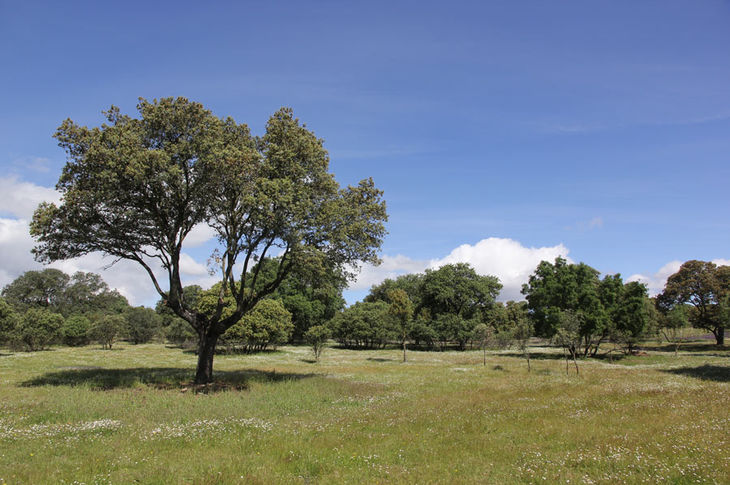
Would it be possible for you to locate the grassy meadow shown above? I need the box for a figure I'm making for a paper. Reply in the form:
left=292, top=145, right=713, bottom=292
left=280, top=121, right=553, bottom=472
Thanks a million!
left=0, top=339, right=728, bottom=484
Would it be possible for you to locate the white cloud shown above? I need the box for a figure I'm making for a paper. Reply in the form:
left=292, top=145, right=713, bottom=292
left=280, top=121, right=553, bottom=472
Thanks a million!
left=350, top=237, right=570, bottom=301
left=0, top=176, right=60, bottom=218
left=183, top=223, right=217, bottom=248
left=627, top=261, right=682, bottom=296
left=348, top=254, right=429, bottom=291
left=179, top=252, right=209, bottom=276
left=0, top=217, right=41, bottom=289
left=428, top=238, right=570, bottom=301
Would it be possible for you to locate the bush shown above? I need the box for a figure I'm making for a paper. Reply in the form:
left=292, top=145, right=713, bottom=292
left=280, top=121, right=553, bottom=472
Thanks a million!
left=222, top=299, right=293, bottom=352
left=61, top=315, right=90, bottom=346
left=304, top=324, right=330, bottom=361
left=15, top=308, right=64, bottom=351
left=88, top=314, right=125, bottom=349
left=126, top=306, right=161, bottom=344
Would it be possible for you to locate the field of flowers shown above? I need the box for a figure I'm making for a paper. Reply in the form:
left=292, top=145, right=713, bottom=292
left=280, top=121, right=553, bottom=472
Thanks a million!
left=0, top=340, right=727, bottom=484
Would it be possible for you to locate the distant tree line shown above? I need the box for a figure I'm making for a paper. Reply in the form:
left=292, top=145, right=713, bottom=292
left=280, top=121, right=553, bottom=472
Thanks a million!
left=1, top=258, right=727, bottom=359
left=0, top=268, right=135, bottom=350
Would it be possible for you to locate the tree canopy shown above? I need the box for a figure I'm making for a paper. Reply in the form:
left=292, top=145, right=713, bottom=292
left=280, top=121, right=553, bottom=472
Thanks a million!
left=31, top=97, right=387, bottom=383
left=658, top=260, right=729, bottom=346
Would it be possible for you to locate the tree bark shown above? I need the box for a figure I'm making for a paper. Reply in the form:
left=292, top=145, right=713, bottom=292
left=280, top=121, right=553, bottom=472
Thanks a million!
left=195, top=331, right=219, bottom=385
left=714, top=326, right=725, bottom=346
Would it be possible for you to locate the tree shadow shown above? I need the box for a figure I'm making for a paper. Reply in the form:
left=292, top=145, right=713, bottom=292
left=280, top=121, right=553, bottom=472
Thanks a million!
left=499, top=350, right=567, bottom=361
left=366, top=357, right=395, bottom=362
left=21, top=367, right=316, bottom=392
left=663, top=365, right=730, bottom=382
left=650, top=342, right=727, bottom=355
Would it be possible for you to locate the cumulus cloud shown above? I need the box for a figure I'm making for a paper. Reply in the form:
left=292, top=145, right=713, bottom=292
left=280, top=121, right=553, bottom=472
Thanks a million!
left=0, top=176, right=60, bottom=218
left=348, top=255, right=429, bottom=291
left=183, top=223, right=217, bottom=248
left=626, top=261, right=682, bottom=296
left=428, top=238, right=571, bottom=301
left=350, top=237, right=571, bottom=302
left=0, top=217, right=40, bottom=288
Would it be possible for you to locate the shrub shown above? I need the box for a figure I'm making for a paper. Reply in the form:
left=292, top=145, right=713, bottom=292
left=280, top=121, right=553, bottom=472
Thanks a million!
left=15, top=308, right=64, bottom=351
left=222, top=299, right=293, bottom=352
left=126, top=306, right=161, bottom=344
left=88, top=314, right=125, bottom=349
left=61, top=315, right=90, bottom=346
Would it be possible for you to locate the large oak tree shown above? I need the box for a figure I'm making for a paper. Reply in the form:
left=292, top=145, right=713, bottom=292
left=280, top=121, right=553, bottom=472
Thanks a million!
left=31, top=97, right=387, bottom=383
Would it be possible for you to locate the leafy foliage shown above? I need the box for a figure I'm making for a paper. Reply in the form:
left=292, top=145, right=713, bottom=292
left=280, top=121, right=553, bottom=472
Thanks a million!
left=0, top=297, right=18, bottom=344
left=126, top=306, right=162, bottom=344
left=222, top=299, right=293, bottom=352
left=329, top=301, right=396, bottom=349
left=61, top=315, right=91, bottom=346
left=14, top=308, right=64, bottom=351
left=659, top=260, right=730, bottom=345
left=387, top=288, right=413, bottom=361
left=31, top=97, right=387, bottom=383
left=1, top=269, right=128, bottom=317
left=304, top=324, right=331, bottom=361
left=88, top=315, right=126, bottom=350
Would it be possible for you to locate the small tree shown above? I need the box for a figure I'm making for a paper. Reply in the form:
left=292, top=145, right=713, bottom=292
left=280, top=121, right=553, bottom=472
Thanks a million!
left=512, top=318, right=533, bottom=372
left=471, top=323, right=493, bottom=366
left=304, top=324, right=330, bottom=362
left=554, top=310, right=582, bottom=375
left=61, top=315, right=90, bottom=346
left=89, top=315, right=125, bottom=349
left=15, top=308, right=64, bottom=351
left=659, top=304, right=689, bottom=356
left=387, top=288, right=413, bottom=362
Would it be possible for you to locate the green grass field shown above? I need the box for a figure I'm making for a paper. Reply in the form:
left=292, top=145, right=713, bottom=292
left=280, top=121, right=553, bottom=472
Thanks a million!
left=1, top=340, right=728, bottom=484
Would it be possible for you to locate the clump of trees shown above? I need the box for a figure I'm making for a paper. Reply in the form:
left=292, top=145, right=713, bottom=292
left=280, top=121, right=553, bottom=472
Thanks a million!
left=521, top=257, right=655, bottom=357
left=362, top=263, right=502, bottom=351
left=329, top=301, right=395, bottom=349
left=1, top=269, right=132, bottom=351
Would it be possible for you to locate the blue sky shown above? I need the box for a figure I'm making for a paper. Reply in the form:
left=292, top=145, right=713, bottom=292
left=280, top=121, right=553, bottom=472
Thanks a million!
left=1, top=0, right=729, bottom=306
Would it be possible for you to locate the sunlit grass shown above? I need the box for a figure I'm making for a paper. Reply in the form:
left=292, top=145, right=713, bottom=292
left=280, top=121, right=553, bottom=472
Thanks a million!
left=0, top=340, right=727, bottom=484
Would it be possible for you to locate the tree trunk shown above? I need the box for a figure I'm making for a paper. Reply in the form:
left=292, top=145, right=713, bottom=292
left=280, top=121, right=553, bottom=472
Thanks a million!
left=483, top=348, right=486, bottom=366
left=403, top=338, right=407, bottom=363
left=714, top=326, right=725, bottom=346
left=195, top=331, right=219, bottom=385
left=525, top=350, right=531, bottom=373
